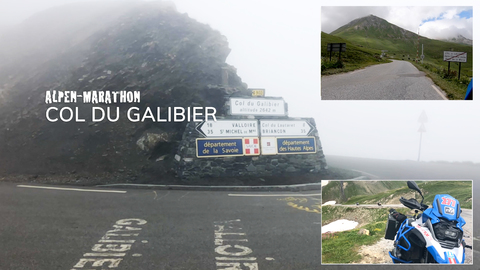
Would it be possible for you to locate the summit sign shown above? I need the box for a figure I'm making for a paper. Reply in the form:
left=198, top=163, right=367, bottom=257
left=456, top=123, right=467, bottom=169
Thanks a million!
left=229, top=98, right=286, bottom=116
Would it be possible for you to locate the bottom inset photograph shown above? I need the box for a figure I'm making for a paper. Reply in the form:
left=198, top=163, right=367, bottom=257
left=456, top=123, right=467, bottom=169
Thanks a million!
left=321, top=180, right=473, bottom=264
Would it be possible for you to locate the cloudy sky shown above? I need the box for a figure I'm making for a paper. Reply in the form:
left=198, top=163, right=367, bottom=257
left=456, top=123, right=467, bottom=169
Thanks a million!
left=322, top=6, right=473, bottom=40
left=1, top=0, right=479, bottom=163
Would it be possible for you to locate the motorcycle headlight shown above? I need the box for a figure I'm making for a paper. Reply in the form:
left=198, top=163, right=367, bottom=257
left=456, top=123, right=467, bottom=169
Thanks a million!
left=445, top=229, right=458, bottom=239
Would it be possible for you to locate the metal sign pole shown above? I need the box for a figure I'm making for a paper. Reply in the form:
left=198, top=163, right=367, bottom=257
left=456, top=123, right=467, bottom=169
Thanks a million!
left=458, top=62, right=461, bottom=80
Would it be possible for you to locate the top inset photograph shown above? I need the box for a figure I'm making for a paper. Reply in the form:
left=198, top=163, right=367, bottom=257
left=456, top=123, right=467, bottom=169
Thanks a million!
left=321, top=6, right=473, bottom=100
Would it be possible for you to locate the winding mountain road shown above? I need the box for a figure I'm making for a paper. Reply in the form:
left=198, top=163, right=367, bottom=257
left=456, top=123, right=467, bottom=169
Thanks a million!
left=321, top=60, right=447, bottom=100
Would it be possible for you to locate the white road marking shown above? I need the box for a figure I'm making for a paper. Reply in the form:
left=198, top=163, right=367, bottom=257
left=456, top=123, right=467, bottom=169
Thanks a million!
left=84, top=253, right=126, bottom=257
left=178, top=191, right=190, bottom=201
left=265, top=257, right=275, bottom=261
left=431, top=85, right=448, bottom=100
left=216, top=257, right=257, bottom=261
left=17, top=185, right=126, bottom=193
left=214, top=219, right=259, bottom=270
left=141, top=240, right=148, bottom=243
left=71, top=219, right=147, bottom=269
left=228, top=193, right=321, bottom=197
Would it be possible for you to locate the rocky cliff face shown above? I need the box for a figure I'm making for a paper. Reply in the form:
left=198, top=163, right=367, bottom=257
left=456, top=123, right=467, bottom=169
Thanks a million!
left=0, top=1, right=246, bottom=182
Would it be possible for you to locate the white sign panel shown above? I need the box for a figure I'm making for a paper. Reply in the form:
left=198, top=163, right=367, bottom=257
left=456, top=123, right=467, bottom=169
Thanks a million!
left=260, top=120, right=314, bottom=137
left=196, top=120, right=258, bottom=137
left=443, top=51, right=467, bottom=63
left=230, top=98, right=286, bottom=116
left=261, top=137, right=277, bottom=155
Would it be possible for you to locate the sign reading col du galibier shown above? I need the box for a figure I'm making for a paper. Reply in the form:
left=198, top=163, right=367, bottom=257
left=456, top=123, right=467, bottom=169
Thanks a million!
left=230, top=98, right=286, bottom=116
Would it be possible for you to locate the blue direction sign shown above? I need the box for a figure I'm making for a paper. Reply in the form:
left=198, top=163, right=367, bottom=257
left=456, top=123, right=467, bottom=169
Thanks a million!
left=196, top=138, right=244, bottom=158
left=277, top=137, right=316, bottom=154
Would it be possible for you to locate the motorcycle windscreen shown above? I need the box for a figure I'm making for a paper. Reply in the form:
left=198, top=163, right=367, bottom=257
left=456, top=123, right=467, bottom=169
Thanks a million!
left=431, top=194, right=462, bottom=222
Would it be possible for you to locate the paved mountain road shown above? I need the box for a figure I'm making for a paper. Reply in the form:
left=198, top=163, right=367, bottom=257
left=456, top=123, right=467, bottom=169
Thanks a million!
left=321, top=60, right=447, bottom=100
left=0, top=183, right=322, bottom=270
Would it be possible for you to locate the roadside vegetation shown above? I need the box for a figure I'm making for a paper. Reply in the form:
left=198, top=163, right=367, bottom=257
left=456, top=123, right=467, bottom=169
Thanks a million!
left=345, top=181, right=472, bottom=209
left=321, top=32, right=391, bottom=75
left=410, top=61, right=471, bottom=100
left=322, top=206, right=399, bottom=263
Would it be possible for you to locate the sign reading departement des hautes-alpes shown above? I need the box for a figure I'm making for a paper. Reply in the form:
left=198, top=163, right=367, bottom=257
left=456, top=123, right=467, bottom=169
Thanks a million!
left=174, top=89, right=327, bottom=180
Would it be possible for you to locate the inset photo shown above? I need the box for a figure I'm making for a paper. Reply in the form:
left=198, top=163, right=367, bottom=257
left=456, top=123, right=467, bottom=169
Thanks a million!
left=321, top=6, right=473, bottom=100
left=321, top=180, right=473, bottom=264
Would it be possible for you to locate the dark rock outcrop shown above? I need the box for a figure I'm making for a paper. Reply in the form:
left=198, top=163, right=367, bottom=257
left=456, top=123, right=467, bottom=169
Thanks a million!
left=0, top=1, right=246, bottom=181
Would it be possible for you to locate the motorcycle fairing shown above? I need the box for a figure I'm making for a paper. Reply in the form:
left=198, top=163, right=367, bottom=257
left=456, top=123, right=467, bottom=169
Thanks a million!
left=414, top=221, right=465, bottom=264
left=390, top=219, right=464, bottom=264
left=422, top=194, right=465, bottom=228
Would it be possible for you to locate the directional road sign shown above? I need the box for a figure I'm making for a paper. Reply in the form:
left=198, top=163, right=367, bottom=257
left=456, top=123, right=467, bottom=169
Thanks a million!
left=259, top=120, right=315, bottom=137
left=196, top=120, right=258, bottom=137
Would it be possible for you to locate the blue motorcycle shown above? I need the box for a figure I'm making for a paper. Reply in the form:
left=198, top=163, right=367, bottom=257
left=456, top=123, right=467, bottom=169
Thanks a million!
left=385, top=181, right=471, bottom=264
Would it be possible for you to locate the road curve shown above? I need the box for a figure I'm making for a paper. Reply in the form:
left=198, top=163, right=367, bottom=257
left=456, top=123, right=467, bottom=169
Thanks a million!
left=321, top=60, right=446, bottom=100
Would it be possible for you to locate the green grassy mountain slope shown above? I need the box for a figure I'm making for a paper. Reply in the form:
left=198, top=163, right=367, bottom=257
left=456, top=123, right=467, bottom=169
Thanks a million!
left=322, top=180, right=472, bottom=209
left=329, top=15, right=472, bottom=77
left=322, top=180, right=406, bottom=203
left=321, top=32, right=389, bottom=75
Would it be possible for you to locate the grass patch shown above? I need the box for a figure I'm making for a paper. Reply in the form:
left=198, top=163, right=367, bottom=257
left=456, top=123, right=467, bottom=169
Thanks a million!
left=344, top=181, right=472, bottom=209
left=322, top=206, right=389, bottom=226
left=322, top=180, right=407, bottom=204
left=321, top=32, right=391, bottom=75
left=322, top=220, right=387, bottom=263
left=410, top=61, right=471, bottom=100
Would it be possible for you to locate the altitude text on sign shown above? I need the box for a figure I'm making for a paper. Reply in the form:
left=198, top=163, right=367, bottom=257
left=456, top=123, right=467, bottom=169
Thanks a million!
left=229, top=98, right=286, bottom=116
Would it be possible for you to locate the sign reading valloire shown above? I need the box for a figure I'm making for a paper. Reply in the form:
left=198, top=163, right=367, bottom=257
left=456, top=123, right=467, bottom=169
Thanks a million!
left=230, top=98, right=286, bottom=116
left=277, top=137, right=316, bottom=154
left=196, top=120, right=258, bottom=137
left=443, top=51, right=467, bottom=63
left=196, top=138, right=244, bottom=158
left=260, top=120, right=314, bottom=137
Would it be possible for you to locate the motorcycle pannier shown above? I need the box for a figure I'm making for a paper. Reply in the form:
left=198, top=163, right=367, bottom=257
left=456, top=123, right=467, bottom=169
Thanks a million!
left=385, top=213, right=398, bottom=240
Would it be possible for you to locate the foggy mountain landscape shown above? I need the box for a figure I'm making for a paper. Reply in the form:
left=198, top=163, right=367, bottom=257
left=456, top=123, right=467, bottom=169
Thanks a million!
left=0, top=1, right=247, bottom=183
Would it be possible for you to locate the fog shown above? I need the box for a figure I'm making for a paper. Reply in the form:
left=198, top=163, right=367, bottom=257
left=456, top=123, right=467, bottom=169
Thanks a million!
left=1, top=0, right=479, bottom=163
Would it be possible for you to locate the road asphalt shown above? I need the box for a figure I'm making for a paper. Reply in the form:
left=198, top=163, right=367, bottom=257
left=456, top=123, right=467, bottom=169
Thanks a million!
left=321, top=60, right=447, bottom=100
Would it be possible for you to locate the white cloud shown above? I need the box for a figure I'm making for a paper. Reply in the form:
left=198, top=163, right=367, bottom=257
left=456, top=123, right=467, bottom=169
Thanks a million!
left=322, top=6, right=472, bottom=40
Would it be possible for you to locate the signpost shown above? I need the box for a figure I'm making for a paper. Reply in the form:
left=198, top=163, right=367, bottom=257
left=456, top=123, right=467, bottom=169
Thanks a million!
left=259, top=120, right=315, bottom=137
left=196, top=120, right=258, bottom=137
left=327, top=43, right=346, bottom=61
left=276, top=137, right=316, bottom=155
left=229, top=98, right=286, bottom=116
left=443, top=51, right=467, bottom=80
left=196, top=138, right=244, bottom=158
